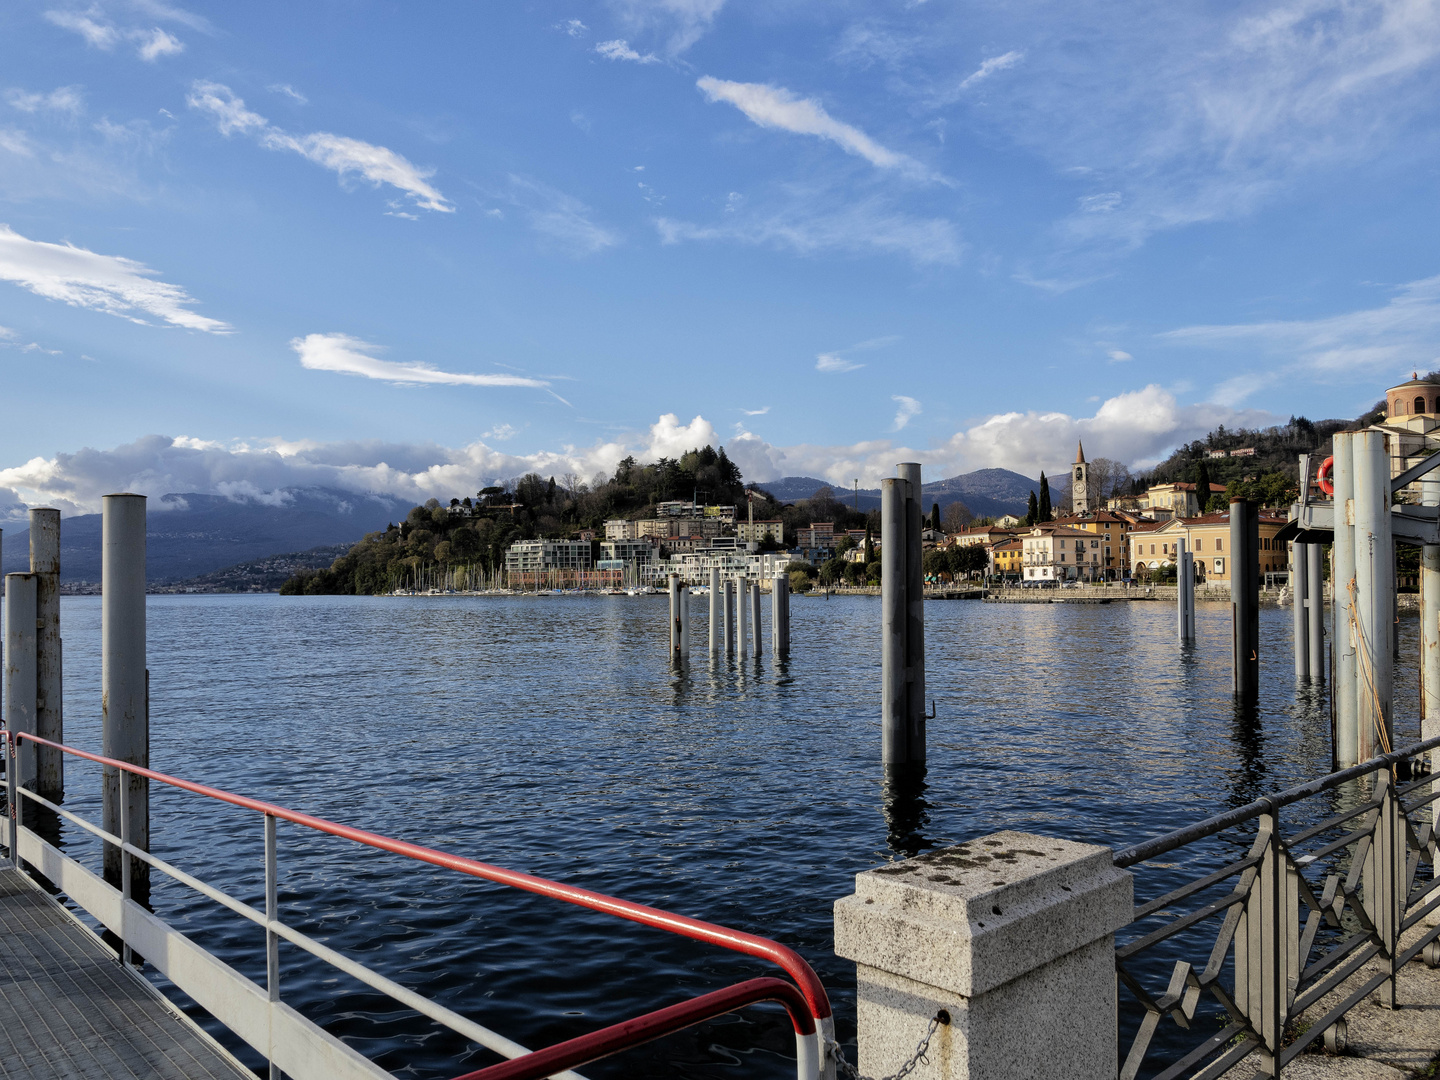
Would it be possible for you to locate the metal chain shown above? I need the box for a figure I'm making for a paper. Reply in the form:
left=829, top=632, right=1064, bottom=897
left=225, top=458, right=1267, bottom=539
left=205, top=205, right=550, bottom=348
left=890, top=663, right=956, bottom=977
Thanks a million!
left=828, top=1010, right=949, bottom=1080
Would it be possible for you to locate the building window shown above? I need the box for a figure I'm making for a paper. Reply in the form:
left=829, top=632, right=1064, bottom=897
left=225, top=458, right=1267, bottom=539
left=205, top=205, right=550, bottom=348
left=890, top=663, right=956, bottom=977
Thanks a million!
left=1419, top=396, right=1427, bottom=414
left=1195, top=539, right=1203, bottom=550
left=1216, top=539, right=1223, bottom=552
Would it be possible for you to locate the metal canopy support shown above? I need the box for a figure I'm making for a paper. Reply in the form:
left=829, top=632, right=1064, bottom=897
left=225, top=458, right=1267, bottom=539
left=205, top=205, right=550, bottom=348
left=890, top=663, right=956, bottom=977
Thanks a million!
left=1307, top=538, right=1325, bottom=682
left=1293, top=541, right=1310, bottom=681
left=1333, top=433, right=1359, bottom=767
left=1354, top=431, right=1393, bottom=760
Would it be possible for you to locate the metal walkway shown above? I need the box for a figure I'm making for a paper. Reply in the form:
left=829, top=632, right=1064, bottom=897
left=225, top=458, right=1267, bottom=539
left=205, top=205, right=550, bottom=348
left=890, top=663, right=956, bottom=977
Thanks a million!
left=0, top=867, right=251, bottom=1080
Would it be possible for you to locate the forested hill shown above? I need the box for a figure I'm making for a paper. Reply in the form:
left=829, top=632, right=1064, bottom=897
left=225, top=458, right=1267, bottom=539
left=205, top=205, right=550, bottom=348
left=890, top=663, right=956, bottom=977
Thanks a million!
left=1142, top=416, right=1351, bottom=489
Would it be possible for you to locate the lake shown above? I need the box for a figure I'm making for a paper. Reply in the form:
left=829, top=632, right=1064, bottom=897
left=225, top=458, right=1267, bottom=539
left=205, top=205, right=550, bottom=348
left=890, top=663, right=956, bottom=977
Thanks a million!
left=43, top=592, right=1409, bottom=1078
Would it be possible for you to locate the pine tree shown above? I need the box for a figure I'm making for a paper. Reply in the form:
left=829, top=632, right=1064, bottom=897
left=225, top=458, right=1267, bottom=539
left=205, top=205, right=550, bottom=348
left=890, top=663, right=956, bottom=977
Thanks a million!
left=1026, top=491, right=1038, bottom=526
left=930, top=503, right=941, bottom=531
left=1039, top=472, right=1052, bottom=522
left=1194, top=461, right=1211, bottom=515
left=864, top=522, right=874, bottom=564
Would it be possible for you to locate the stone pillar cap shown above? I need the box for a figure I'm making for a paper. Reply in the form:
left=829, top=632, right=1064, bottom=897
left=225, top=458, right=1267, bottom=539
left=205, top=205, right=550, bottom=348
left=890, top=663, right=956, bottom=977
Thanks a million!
left=835, top=830, right=1132, bottom=997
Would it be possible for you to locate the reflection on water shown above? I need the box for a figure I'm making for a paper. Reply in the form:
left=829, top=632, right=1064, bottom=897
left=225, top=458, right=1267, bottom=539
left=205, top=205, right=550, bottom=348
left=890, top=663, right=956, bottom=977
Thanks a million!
left=41, top=593, right=1416, bottom=1078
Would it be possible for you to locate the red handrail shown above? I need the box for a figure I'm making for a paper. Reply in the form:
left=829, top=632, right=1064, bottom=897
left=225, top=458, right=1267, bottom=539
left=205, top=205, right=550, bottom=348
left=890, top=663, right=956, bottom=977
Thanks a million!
left=447, top=978, right=813, bottom=1080
left=6, top=731, right=832, bottom=1023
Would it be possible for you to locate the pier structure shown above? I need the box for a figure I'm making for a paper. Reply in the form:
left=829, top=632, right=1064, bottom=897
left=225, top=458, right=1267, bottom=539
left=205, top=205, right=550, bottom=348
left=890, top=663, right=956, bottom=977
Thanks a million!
left=749, top=577, right=762, bottom=657
left=31, top=507, right=63, bottom=802
left=1231, top=497, right=1260, bottom=699
left=709, top=566, right=721, bottom=655
left=880, top=462, right=926, bottom=766
left=102, top=494, right=149, bottom=893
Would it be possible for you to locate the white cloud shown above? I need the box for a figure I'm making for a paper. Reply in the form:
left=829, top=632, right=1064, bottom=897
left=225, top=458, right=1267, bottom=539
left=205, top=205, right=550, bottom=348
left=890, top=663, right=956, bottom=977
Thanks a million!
left=501, top=175, right=619, bottom=255
left=267, top=84, right=308, bottom=104
left=1107, top=349, right=1132, bottom=362
left=956, top=50, right=1024, bottom=92
left=656, top=196, right=959, bottom=265
left=135, top=27, right=182, bottom=60
left=483, top=423, right=519, bottom=440
left=1079, top=192, right=1122, bottom=213
left=697, top=76, right=930, bottom=177
left=291, top=333, right=551, bottom=389
left=0, top=130, right=36, bottom=157
left=740, top=405, right=770, bottom=415
left=45, top=9, right=120, bottom=49
left=187, top=82, right=453, bottom=213
left=816, top=352, right=863, bottom=373
left=0, top=223, right=230, bottom=332
left=596, top=39, right=659, bottom=63
left=612, top=0, right=724, bottom=54
left=6, top=86, right=85, bottom=115
left=892, top=395, right=921, bottom=430
left=557, top=18, right=588, bottom=36
left=1160, top=274, right=1440, bottom=380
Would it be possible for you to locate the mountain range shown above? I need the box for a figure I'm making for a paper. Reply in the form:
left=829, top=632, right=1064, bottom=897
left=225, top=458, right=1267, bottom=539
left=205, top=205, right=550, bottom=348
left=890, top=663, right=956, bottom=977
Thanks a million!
left=0, top=488, right=409, bottom=584
left=756, top=468, right=1039, bottom=519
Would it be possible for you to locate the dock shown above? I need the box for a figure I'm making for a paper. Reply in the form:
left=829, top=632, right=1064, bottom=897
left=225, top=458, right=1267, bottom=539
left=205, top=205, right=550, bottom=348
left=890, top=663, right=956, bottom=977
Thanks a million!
left=0, top=866, right=250, bottom=1080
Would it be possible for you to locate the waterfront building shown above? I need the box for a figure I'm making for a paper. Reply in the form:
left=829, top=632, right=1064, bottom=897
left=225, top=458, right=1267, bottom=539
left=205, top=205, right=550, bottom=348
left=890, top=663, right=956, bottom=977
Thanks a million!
left=950, top=525, right=1018, bottom=549
left=1021, top=525, right=1104, bottom=582
left=795, top=522, right=835, bottom=548
left=599, top=538, right=658, bottom=565
left=995, top=514, right=1023, bottom=528
left=736, top=519, right=785, bottom=544
left=1048, top=511, right=1134, bottom=580
left=991, top=538, right=1023, bottom=579
left=1129, top=510, right=1288, bottom=583
left=605, top=519, right=640, bottom=540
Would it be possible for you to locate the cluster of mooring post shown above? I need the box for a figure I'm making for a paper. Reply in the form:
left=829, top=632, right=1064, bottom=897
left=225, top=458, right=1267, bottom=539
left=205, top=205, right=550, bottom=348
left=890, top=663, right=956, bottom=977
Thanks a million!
left=5, top=508, right=67, bottom=802
left=1330, top=432, right=1394, bottom=765
left=1230, top=498, right=1261, bottom=699
left=1176, top=537, right=1196, bottom=644
left=1291, top=537, right=1326, bottom=683
left=100, top=494, right=149, bottom=894
left=683, top=570, right=786, bottom=663
left=881, top=462, right=926, bottom=765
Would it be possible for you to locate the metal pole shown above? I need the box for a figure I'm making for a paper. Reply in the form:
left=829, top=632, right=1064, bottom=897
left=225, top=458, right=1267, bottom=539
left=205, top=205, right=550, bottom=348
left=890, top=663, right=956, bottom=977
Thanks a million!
left=265, top=812, right=281, bottom=1080
left=772, top=573, right=790, bottom=659
left=4, top=574, right=38, bottom=794
left=898, top=463, right=926, bottom=764
left=102, top=494, right=147, bottom=893
left=1423, top=474, right=1440, bottom=744
left=723, top=579, right=735, bottom=655
left=709, top=566, right=720, bottom=655
left=1231, top=498, right=1259, bottom=699
left=679, top=581, right=690, bottom=662
left=1187, top=551, right=1197, bottom=641
left=1307, top=537, right=1325, bottom=681
left=30, top=509, right=62, bottom=802
left=1353, top=431, right=1393, bottom=758
left=668, top=573, right=680, bottom=663
left=738, top=576, right=749, bottom=660
left=1333, top=433, right=1359, bottom=767
left=881, top=477, right=908, bottom=764
left=1293, top=542, right=1310, bottom=680
left=1179, top=538, right=1193, bottom=647
left=750, top=579, right=762, bottom=658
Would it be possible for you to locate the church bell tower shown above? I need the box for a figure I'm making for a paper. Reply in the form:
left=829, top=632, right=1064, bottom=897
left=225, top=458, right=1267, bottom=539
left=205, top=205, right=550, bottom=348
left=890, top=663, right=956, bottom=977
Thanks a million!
left=1072, top=440, right=1092, bottom=515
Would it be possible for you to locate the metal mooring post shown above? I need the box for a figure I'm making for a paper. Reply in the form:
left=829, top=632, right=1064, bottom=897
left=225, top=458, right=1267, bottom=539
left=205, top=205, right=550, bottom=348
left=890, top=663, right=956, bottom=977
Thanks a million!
left=1178, top=538, right=1193, bottom=646
left=881, top=476, right=908, bottom=763
left=101, top=494, right=148, bottom=896
left=5, top=573, right=38, bottom=795
left=668, top=574, right=681, bottom=664
left=898, top=464, right=926, bottom=763
left=708, top=566, right=720, bottom=656
left=749, top=579, right=762, bottom=658
left=1308, top=536, right=1325, bottom=681
left=1423, top=474, right=1440, bottom=755
left=1293, top=541, right=1310, bottom=681
left=1333, top=432, right=1359, bottom=766
left=30, top=509, right=62, bottom=803
left=1353, top=431, right=1393, bottom=759
left=1231, top=498, right=1260, bottom=699
left=738, top=576, right=749, bottom=660
left=678, top=580, right=690, bottom=661
left=723, top=579, right=735, bottom=656
left=771, top=573, right=790, bottom=659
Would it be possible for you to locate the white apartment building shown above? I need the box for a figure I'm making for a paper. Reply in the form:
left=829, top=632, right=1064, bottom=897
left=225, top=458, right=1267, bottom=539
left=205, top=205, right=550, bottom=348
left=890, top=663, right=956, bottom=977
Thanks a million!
left=646, top=549, right=795, bottom=586
left=1021, top=526, right=1104, bottom=582
left=736, top=519, right=785, bottom=544
left=599, top=539, right=659, bottom=564
left=504, top=539, right=593, bottom=574
left=604, top=519, right=640, bottom=540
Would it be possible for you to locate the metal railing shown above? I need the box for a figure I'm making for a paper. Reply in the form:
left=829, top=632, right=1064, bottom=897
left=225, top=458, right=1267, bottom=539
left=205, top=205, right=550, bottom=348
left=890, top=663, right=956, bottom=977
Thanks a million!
left=1, top=730, right=835, bottom=1080
left=1113, top=734, right=1440, bottom=1080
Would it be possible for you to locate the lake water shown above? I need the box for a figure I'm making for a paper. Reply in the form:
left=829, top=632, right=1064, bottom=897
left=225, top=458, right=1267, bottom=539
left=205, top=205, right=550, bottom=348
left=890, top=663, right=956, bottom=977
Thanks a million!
left=42, top=593, right=1418, bottom=1079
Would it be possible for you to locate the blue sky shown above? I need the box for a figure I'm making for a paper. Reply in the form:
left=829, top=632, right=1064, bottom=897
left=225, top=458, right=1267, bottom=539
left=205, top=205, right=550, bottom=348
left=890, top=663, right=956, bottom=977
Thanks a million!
left=2, top=0, right=1439, bottom=513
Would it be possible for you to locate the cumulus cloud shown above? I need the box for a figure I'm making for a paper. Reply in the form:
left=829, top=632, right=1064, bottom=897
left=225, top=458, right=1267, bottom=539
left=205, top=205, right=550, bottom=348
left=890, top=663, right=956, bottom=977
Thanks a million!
left=557, top=18, right=588, bottom=36
left=892, top=395, right=921, bottom=430
left=0, top=388, right=1279, bottom=518
left=135, top=27, right=182, bottom=60
left=6, top=86, right=85, bottom=115
left=45, top=8, right=187, bottom=61
left=187, top=81, right=453, bottom=213
left=697, top=76, right=931, bottom=177
left=0, top=223, right=230, bottom=332
left=291, top=333, right=550, bottom=388
left=596, top=39, right=658, bottom=62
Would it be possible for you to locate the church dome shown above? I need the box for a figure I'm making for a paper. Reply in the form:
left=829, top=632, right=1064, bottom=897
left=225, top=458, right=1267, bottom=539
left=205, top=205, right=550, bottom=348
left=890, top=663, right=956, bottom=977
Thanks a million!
left=1386, top=372, right=1440, bottom=418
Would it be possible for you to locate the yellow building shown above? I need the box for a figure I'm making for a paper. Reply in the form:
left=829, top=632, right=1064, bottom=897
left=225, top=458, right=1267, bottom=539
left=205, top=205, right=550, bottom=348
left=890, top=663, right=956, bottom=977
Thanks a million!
left=991, top=538, right=1023, bottom=578
left=1130, top=509, right=1288, bottom=583
left=1048, top=511, right=1135, bottom=580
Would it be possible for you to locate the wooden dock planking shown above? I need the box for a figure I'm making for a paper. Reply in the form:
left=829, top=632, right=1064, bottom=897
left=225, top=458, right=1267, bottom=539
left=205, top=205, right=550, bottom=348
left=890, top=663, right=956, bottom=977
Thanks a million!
left=0, top=867, right=253, bottom=1080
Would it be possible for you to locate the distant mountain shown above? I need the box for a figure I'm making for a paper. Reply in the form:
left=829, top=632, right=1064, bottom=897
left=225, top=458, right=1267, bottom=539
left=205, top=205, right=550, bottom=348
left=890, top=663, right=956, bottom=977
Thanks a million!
left=756, top=467, right=1039, bottom=519
left=1, top=487, right=410, bottom=585
left=154, top=544, right=354, bottom=594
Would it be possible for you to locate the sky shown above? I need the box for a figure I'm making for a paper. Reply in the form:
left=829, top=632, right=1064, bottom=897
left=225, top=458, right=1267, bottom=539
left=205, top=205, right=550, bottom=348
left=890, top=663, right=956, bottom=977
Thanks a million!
left=2, top=0, right=1440, bottom=515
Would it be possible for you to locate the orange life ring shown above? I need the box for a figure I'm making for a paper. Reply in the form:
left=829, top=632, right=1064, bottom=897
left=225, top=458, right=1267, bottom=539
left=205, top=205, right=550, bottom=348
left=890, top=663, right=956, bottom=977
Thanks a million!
left=1316, top=455, right=1334, bottom=496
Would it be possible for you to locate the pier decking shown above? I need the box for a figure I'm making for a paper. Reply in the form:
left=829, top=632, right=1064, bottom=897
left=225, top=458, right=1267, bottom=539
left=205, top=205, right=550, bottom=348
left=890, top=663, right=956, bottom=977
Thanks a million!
left=0, top=867, right=250, bottom=1080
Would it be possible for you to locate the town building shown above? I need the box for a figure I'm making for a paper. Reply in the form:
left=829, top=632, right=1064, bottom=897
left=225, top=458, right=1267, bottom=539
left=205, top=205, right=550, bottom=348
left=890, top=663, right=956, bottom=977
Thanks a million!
left=1378, top=373, right=1440, bottom=501
left=950, top=525, right=1018, bottom=549
left=505, top=539, right=594, bottom=584
left=1129, top=510, right=1288, bottom=584
left=991, top=538, right=1023, bottom=579
left=1021, top=525, right=1105, bottom=582
left=1047, top=511, right=1134, bottom=580
left=604, top=519, right=640, bottom=540
left=795, top=522, right=835, bottom=548
left=736, top=519, right=785, bottom=544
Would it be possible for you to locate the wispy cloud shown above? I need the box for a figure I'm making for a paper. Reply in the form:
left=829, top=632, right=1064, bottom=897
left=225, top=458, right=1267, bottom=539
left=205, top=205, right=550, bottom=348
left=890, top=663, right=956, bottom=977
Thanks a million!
left=187, top=81, right=453, bottom=213
left=892, top=394, right=921, bottom=430
left=656, top=196, right=960, bottom=266
left=6, top=86, right=85, bottom=115
left=0, top=223, right=229, bottom=332
left=697, top=76, right=931, bottom=178
left=740, top=405, right=770, bottom=415
left=816, top=352, right=863, bottom=374
left=291, top=333, right=550, bottom=388
left=1160, top=274, right=1440, bottom=386
left=596, top=39, right=659, bottom=63
left=957, top=50, right=1024, bottom=92
left=612, top=0, right=725, bottom=54
left=500, top=175, right=619, bottom=255
left=45, top=7, right=187, bottom=61
left=267, top=83, right=307, bottom=104
left=1107, top=349, right=1132, bottom=362
left=556, top=18, right=588, bottom=37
